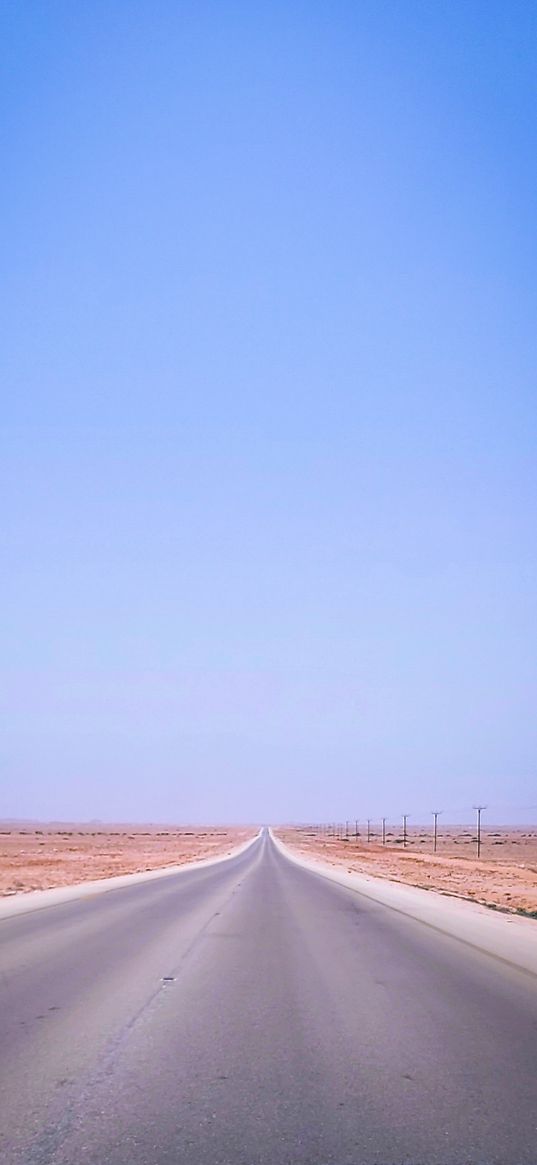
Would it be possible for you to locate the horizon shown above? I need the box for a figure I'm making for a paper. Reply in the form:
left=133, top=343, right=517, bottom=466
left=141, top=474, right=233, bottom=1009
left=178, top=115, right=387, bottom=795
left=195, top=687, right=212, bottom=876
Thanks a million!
left=3, top=812, right=537, bottom=829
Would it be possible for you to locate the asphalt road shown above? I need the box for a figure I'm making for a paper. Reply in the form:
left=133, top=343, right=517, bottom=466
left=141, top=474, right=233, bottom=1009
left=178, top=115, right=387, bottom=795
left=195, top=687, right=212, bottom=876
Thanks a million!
left=1, top=830, right=536, bottom=1165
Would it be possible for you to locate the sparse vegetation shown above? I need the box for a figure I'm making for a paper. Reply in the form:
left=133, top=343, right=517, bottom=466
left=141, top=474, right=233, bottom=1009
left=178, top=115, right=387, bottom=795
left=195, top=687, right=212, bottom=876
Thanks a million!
left=0, top=824, right=256, bottom=895
left=276, top=825, right=537, bottom=915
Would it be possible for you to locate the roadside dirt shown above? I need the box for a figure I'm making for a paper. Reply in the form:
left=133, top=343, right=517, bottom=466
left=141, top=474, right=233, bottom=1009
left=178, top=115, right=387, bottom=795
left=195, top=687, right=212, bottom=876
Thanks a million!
left=276, top=826, right=537, bottom=915
left=0, top=823, right=256, bottom=895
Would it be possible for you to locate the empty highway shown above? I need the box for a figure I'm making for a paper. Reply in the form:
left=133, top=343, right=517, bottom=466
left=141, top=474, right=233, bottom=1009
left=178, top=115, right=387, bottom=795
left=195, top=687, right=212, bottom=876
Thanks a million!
left=1, top=830, right=536, bottom=1165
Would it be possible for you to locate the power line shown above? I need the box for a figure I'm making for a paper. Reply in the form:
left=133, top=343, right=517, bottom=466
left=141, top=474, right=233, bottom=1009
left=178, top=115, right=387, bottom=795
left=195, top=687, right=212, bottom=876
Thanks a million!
left=473, top=805, right=487, bottom=858
left=431, top=809, right=442, bottom=854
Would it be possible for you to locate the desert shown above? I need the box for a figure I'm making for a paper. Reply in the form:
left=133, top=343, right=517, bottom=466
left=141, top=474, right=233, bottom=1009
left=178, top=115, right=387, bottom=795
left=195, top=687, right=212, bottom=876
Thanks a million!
left=276, top=824, right=537, bottom=916
left=0, top=822, right=256, bottom=896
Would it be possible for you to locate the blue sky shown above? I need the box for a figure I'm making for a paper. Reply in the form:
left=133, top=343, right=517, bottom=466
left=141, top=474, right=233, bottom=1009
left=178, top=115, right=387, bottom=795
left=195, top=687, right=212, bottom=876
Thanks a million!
left=2, top=1, right=536, bottom=823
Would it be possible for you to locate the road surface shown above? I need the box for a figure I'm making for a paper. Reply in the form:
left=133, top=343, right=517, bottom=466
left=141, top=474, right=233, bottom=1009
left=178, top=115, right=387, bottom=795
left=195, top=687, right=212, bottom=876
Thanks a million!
left=1, top=829, right=536, bottom=1165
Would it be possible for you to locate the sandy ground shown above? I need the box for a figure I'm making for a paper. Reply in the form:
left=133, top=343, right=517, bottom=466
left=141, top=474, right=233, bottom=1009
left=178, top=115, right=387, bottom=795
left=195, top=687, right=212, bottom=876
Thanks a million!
left=0, top=823, right=256, bottom=896
left=275, top=825, right=537, bottom=916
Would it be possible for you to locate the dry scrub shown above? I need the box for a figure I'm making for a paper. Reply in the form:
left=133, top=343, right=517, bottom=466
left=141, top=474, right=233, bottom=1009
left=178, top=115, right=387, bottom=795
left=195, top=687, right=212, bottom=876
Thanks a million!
left=276, top=826, right=537, bottom=916
left=0, top=823, right=256, bottom=895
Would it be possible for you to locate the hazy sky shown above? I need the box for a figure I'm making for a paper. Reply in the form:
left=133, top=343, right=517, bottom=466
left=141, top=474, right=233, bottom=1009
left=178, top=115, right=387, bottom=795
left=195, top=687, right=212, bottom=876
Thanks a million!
left=2, top=1, right=536, bottom=824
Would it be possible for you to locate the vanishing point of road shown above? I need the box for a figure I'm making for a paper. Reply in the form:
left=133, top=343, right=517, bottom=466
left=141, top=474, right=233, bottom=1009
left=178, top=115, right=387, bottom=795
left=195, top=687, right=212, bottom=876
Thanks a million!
left=1, top=830, right=536, bottom=1165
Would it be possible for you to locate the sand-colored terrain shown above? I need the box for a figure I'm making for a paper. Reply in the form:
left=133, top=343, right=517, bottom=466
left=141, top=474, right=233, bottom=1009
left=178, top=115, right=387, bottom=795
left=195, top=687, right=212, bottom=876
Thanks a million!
left=276, top=825, right=537, bottom=916
left=0, top=823, right=256, bottom=896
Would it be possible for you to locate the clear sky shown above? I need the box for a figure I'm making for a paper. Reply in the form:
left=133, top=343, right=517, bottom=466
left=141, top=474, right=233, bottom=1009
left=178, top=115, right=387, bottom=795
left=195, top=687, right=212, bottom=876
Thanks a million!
left=2, top=1, right=536, bottom=824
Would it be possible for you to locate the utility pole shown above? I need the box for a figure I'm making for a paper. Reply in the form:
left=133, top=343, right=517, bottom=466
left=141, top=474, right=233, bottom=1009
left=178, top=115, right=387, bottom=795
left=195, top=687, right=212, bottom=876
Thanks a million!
left=355, top=818, right=359, bottom=840
left=345, top=820, right=349, bottom=840
left=402, top=813, right=409, bottom=849
left=432, top=810, right=442, bottom=854
left=367, top=818, right=372, bottom=843
left=474, top=805, right=486, bottom=858
left=382, top=817, right=386, bottom=845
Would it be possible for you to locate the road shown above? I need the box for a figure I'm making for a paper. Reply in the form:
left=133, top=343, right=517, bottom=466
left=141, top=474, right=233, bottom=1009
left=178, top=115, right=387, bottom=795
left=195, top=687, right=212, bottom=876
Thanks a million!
left=1, top=830, right=536, bottom=1165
